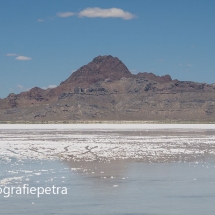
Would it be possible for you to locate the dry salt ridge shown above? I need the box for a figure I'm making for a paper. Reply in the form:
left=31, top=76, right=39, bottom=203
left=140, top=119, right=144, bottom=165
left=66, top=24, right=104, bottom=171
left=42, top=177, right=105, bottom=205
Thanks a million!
left=1, top=124, right=215, bottom=163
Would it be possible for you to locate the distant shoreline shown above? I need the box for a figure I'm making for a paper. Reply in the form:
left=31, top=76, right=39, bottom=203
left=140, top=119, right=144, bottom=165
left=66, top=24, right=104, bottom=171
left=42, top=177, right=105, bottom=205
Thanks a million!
left=0, top=120, right=215, bottom=124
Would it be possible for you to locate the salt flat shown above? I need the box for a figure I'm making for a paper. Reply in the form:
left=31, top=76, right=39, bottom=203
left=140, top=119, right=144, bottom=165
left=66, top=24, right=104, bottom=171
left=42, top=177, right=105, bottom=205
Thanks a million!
left=0, top=124, right=215, bottom=162
left=1, top=124, right=215, bottom=130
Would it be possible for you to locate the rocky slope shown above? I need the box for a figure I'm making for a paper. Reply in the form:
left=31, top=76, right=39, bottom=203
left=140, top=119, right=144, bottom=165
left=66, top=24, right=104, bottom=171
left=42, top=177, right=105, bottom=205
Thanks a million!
left=1, top=55, right=215, bottom=122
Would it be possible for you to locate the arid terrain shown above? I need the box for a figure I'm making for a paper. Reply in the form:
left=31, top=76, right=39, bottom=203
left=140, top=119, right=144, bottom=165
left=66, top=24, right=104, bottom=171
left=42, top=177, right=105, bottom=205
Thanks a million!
left=1, top=55, right=215, bottom=122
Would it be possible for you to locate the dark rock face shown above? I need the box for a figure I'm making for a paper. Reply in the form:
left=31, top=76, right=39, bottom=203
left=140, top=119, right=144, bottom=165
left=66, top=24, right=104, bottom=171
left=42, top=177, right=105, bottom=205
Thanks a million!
left=61, top=55, right=132, bottom=86
left=85, top=87, right=106, bottom=93
left=1, top=55, right=215, bottom=121
left=74, top=87, right=84, bottom=94
left=7, top=93, right=17, bottom=108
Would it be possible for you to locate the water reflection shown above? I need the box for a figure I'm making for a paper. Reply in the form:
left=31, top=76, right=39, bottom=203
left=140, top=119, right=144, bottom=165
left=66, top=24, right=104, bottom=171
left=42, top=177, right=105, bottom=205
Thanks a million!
left=1, top=159, right=215, bottom=215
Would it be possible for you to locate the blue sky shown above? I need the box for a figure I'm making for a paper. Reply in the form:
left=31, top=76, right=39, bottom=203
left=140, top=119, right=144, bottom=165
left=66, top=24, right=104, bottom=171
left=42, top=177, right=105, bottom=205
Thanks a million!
left=1, top=0, right=215, bottom=98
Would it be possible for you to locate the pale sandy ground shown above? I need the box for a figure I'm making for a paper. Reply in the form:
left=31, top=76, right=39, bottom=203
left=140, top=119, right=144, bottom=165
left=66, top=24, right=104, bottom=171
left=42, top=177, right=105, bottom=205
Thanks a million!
left=0, top=124, right=215, bottom=162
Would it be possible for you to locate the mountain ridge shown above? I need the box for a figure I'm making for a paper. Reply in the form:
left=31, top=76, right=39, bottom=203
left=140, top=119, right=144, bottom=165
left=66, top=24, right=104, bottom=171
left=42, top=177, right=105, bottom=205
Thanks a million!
left=1, top=55, right=215, bottom=122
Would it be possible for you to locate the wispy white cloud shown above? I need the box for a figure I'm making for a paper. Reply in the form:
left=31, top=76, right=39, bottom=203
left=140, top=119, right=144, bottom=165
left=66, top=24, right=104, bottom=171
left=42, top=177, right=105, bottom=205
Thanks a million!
left=42, top=85, right=57, bottom=90
left=6, top=53, right=17, bottom=56
left=16, top=85, right=31, bottom=92
left=47, top=8, right=136, bottom=21
left=6, top=53, right=32, bottom=61
left=17, top=85, right=24, bottom=89
left=15, top=56, right=32, bottom=61
left=57, top=12, right=76, bottom=18
left=186, top=64, right=192, bottom=67
left=37, top=19, right=44, bottom=22
left=78, top=7, right=136, bottom=20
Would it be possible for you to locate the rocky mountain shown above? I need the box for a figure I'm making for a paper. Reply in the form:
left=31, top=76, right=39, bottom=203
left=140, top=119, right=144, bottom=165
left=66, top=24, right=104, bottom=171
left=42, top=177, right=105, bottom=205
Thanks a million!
left=62, top=55, right=132, bottom=85
left=1, top=55, right=215, bottom=122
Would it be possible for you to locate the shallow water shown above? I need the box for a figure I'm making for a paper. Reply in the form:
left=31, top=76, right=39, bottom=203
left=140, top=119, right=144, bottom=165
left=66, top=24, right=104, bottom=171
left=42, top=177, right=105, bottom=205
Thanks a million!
left=0, top=125, right=215, bottom=214
left=1, top=159, right=215, bottom=215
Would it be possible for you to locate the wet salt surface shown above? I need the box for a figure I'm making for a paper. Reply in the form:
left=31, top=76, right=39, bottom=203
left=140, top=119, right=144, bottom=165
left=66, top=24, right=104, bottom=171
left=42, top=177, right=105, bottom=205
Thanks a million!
left=0, top=124, right=215, bottom=162
left=1, top=124, right=215, bottom=214
left=0, top=159, right=215, bottom=215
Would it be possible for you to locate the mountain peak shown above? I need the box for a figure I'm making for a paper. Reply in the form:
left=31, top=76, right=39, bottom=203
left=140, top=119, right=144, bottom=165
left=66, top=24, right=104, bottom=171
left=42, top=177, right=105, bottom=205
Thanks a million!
left=92, top=55, right=119, bottom=64
left=61, top=55, right=132, bottom=86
